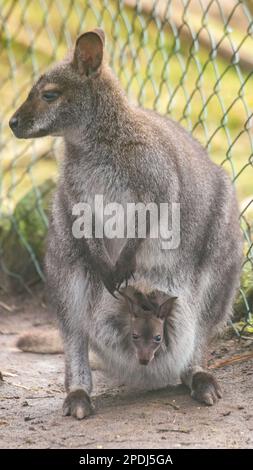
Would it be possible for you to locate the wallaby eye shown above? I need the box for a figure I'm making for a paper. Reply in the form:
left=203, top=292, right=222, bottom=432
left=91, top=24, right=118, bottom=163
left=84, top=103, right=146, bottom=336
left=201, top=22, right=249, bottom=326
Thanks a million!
left=42, top=91, right=61, bottom=102
left=153, top=335, right=161, bottom=342
left=132, top=333, right=140, bottom=340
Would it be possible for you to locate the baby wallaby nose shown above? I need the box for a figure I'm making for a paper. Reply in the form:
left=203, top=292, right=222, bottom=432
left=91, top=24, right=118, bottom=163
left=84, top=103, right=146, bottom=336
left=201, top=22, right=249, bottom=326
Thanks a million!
left=9, top=115, right=19, bottom=131
left=139, top=358, right=150, bottom=366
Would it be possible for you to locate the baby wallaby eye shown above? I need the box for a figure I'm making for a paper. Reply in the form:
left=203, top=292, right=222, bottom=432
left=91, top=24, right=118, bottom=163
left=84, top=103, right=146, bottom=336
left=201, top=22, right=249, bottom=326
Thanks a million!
left=42, top=90, right=61, bottom=102
left=153, top=335, right=161, bottom=342
left=132, top=333, right=140, bottom=340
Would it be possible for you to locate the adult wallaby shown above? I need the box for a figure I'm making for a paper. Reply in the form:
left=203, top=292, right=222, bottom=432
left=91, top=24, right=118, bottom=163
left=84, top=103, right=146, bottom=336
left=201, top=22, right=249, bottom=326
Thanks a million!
left=10, top=28, right=242, bottom=419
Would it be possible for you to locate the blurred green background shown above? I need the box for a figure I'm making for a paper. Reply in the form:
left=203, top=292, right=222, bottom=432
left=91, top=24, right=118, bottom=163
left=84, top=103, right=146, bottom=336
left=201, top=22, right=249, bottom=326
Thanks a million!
left=0, top=0, right=252, bottom=324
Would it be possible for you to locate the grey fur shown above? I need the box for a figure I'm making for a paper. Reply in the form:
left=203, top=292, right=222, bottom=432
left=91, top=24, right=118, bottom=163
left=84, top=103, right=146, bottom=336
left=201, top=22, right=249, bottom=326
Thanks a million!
left=10, top=29, right=243, bottom=418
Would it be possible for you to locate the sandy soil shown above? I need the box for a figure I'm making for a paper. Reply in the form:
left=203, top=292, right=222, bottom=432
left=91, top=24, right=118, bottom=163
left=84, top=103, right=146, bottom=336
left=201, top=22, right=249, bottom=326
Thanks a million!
left=0, top=291, right=253, bottom=449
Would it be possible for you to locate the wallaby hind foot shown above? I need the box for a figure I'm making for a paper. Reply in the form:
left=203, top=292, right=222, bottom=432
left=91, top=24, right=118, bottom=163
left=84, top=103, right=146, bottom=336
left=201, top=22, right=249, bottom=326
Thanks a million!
left=191, top=371, right=222, bottom=406
left=63, top=389, right=93, bottom=420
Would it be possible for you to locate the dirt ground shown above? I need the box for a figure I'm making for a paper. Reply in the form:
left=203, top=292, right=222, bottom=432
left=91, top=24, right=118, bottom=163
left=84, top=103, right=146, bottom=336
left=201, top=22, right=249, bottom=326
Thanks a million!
left=0, top=290, right=253, bottom=449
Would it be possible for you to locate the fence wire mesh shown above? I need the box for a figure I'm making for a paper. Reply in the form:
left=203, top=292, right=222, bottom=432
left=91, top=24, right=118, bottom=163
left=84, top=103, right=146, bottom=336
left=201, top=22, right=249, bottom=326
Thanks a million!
left=0, top=0, right=252, bottom=333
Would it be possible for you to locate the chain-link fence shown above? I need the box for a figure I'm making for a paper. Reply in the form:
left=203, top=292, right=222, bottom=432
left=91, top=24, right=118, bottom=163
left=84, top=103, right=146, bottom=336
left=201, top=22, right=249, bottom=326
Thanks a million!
left=0, top=0, right=252, bottom=333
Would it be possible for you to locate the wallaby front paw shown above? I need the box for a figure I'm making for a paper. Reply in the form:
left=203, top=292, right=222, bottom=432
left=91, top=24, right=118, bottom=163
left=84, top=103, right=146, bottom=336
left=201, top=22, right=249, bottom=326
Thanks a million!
left=62, top=389, right=93, bottom=420
left=114, top=256, right=136, bottom=290
left=191, top=371, right=222, bottom=406
left=98, top=263, right=118, bottom=298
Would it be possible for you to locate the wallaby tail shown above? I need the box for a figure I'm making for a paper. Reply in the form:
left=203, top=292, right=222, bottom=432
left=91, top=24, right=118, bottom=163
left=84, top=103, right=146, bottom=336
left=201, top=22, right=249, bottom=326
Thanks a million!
left=16, top=329, right=102, bottom=370
left=16, top=329, right=63, bottom=354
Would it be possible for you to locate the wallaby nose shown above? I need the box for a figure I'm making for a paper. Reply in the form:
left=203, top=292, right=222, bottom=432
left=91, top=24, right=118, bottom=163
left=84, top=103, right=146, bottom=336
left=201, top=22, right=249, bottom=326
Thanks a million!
left=139, top=358, right=150, bottom=366
left=9, top=116, right=19, bottom=131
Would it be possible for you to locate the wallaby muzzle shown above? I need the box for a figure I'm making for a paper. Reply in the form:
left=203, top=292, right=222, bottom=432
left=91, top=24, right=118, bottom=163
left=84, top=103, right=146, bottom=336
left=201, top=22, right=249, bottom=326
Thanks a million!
left=137, top=351, right=154, bottom=366
left=9, top=104, right=34, bottom=139
left=9, top=112, right=26, bottom=138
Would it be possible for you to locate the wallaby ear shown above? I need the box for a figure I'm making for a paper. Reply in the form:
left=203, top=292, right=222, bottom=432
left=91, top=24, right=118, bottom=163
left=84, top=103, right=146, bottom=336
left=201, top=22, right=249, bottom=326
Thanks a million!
left=119, top=288, right=140, bottom=317
left=73, top=28, right=105, bottom=76
left=158, top=296, right=177, bottom=319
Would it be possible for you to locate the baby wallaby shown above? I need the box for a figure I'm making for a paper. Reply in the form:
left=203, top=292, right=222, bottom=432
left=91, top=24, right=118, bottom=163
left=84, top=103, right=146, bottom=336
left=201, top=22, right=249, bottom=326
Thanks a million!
left=120, top=288, right=177, bottom=366
left=16, top=287, right=174, bottom=368
left=16, top=287, right=176, bottom=366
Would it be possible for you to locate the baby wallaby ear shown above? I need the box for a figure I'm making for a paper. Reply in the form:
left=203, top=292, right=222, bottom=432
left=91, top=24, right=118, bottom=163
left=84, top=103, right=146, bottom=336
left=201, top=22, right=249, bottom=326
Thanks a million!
left=157, top=296, right=177, bottom=319
left=119, top=287, right=141, bottom=317
left=73, top=28, right=105, bottom=76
